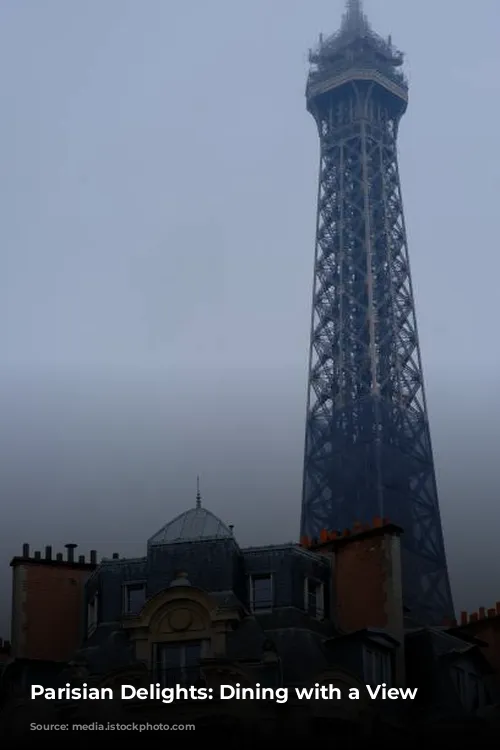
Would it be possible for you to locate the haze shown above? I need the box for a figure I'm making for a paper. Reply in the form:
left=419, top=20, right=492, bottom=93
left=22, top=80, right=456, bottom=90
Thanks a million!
left=0, top=0, right=498, bottom=634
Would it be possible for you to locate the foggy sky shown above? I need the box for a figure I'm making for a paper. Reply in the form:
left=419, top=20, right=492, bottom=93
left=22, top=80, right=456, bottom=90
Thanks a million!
left=0, top=0, right=499, bottom=635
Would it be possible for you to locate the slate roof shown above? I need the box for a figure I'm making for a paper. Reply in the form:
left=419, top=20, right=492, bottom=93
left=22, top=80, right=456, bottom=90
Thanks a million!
left=148, top=506, right=233, bottom=546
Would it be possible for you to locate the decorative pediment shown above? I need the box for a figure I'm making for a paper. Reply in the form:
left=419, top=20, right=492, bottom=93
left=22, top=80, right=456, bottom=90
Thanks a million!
left=123, top=586, right=215, bottom=631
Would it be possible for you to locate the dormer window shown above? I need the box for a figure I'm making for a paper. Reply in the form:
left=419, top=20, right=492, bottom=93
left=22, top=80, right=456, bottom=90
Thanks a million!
left=250, top=574, right=273, bottom=612
left=123, top=582, right=146, bottom=615
left=305, top=579, right=324, bottom=619
left=364, top=646, right=391, bottom=687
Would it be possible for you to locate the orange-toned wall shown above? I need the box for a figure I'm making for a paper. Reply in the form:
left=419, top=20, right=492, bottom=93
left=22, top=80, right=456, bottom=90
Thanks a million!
left=12, top=562, right=93, bottom=662
left=334, top=532, right=392, bottom=632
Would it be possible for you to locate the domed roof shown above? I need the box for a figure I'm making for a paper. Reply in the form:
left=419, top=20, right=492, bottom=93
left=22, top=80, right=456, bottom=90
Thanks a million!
left=148, top=504, right=233, bottom=547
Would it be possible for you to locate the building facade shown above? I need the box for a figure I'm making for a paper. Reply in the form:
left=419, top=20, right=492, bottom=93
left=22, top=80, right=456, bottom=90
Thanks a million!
left=0, top=500, right=496, bottom=738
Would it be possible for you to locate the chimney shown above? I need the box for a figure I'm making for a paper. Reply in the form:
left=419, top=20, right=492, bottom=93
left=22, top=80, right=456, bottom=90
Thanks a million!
left=90, top=550, right=97, bottom=565
left=65, top=544, right=77, bottom=563
left=45, top=546, right=52, bottom=561
left=22, top=543, right=30, bottom=558
left=319, top=519, right=405, bottom=685
left=56, top=553, right=63, bottom=562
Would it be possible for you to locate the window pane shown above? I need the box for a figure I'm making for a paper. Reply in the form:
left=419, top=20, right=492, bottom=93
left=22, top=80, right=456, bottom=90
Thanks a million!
left=155, top=642, right=202, bottom=688
left=306, top=580, right=322, bottom=617
left=160, top=644, right=183, bottom=668
left=252, top=576, right=272, bottom=609
left=184, top=643, right=202, bottom=666
left=126, top=584, right=145, bottom=613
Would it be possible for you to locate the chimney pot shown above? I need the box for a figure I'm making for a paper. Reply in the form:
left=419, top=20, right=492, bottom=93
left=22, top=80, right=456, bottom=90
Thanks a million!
left=56, top=553, right=63, bottom=562
left=65, top=543, right=77, bottom=562
left=22, top=543, right=30, bottom=558
left=112, top=553, right=119, bottom=560
left=45, top=545, right=52, bottom=560
left=34, top=551, right=41, bottom=560
left=78, top=555, right=85, bottom=563
left=90, top=550, right=97, bottom=565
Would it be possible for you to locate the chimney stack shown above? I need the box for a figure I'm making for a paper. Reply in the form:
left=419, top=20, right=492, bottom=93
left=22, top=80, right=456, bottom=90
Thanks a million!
left=65, top=544, right=77, bottom=563
left=45, top=545, right=52, bottom=561
left=22, top=543, right=30, bottom=557
left=90, top=550, right=97, bottom=565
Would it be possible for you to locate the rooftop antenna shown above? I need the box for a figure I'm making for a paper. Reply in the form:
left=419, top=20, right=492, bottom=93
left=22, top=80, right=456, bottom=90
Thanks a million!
left=196, top=476, right=201, bottom=509
left=343, top=0, right=367, bottom=33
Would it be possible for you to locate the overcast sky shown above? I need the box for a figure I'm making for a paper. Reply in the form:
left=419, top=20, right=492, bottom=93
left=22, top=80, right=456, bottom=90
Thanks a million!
left=0, top=0, right=498, bottom=635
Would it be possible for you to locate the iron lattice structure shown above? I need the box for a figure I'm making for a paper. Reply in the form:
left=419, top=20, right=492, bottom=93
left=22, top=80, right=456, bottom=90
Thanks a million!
left=300, top=1, right=454, bottom=624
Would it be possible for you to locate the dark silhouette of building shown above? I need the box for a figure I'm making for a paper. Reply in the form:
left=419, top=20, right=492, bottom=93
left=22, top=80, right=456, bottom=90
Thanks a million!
left=0, top=498, right=496, bottom=738
left=300, top=0, right=453, bottom=625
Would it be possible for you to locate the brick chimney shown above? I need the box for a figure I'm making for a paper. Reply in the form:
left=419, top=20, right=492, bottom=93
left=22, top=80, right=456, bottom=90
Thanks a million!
left=10, top=543, right=98, bottom=662
left=303, top=518, right=405, bottom=683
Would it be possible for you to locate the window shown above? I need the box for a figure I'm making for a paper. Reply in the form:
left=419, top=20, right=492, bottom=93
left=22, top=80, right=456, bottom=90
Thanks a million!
left=123, top=583, right=146, bottom=614
left=250, top=574, right=273, bottom=611
left=154, top=642, right=203, bottom=687
left=87, top=594, right=98, bottom=635
left=305, top=579, right=324, bottom=619
left=364, top=647, right=391, bottom=687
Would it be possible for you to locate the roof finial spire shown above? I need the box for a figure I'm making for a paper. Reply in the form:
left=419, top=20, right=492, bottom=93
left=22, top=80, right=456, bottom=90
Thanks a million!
left=196, top=476, right=201, bottom=509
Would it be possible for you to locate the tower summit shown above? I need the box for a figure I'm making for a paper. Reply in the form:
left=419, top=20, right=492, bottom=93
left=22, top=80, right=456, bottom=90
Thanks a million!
left=301, top=1, right=454, bottom=624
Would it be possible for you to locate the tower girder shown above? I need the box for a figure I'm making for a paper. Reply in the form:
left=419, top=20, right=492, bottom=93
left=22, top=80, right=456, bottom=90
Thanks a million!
left=300, top=7, right=454, bottom=624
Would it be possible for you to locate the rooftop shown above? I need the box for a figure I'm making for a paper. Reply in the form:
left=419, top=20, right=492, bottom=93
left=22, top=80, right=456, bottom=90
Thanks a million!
left=148, top=491, right=234, bottom=547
